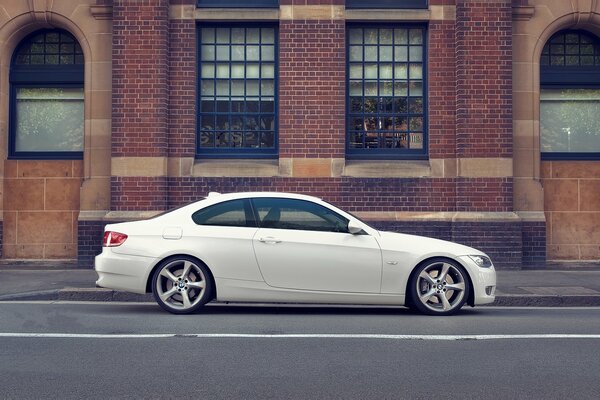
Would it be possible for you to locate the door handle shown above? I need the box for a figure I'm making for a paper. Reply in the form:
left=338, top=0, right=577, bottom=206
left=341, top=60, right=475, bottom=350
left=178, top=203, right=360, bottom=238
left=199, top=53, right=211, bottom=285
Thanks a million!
left=259, top=237, right=281, bottom=244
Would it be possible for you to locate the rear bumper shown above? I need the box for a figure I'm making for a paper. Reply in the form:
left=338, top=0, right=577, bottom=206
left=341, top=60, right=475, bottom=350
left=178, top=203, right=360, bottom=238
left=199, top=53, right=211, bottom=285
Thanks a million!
left=95, top=249, right=156, bottom=295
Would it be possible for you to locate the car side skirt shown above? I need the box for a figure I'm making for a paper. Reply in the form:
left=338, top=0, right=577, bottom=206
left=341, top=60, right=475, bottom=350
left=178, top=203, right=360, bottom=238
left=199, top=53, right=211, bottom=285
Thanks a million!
left=214, top=278, right=406, bottom=306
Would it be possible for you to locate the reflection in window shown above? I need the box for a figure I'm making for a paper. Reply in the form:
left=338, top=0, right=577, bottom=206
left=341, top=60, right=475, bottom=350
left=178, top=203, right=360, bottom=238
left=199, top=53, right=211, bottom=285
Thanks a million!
left=198, top=26, right=277, bottom=156
left=15, top=88, right=84, bottom=152
left=347, top=26, right=426, bottom=157
left=253, top=198, right=349, bottom=233
left=541, top=89, right=600, bottom=153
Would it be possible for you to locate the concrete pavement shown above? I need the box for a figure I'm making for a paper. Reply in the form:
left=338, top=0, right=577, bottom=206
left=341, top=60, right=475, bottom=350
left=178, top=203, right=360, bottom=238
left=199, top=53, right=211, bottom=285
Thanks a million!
left=1, top=262, right=600, bottom=306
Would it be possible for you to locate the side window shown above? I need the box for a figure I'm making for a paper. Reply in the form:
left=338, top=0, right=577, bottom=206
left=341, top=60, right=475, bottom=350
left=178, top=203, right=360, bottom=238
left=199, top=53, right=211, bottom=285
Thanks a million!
left=252, top=198, right=349, bottom=233
left=192, top=199, right=255, bottom=227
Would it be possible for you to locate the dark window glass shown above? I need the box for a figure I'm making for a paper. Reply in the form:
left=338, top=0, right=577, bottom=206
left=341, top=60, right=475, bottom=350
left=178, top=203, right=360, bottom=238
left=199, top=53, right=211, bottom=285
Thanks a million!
left=346, top=0, right=427, bottom=9
left=252, top=198, right=349, bottom=233
left=198, top=25, right=277, bottom=157
left=347, top=26, right=426, bottom=159
left=197, top=0, right=279, bottom=7
left=10, top=29, right=84, bottom=159
left=540, top=30, right=600, bottom=160
left=14, top=31, right=83, bottom=66
left=192, top=199, right=255, bottom=227
left=542, top=31, right=600, bottom=67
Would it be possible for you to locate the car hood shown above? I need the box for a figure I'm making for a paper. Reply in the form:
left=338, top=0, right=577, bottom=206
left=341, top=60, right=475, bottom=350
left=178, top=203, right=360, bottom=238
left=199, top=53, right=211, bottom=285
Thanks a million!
left=376, top=230, right=487, bottom=258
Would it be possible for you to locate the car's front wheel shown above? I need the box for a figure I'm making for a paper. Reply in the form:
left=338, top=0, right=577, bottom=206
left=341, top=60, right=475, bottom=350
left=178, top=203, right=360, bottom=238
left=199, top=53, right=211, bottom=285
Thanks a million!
left=151, top=256, right=213, bottom=314
left=408, top=258, right=470, bottom=316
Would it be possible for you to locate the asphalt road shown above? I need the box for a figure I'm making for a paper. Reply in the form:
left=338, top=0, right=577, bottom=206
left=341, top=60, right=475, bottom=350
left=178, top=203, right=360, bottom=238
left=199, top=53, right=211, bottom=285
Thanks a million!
left=1, top=302, right=599, bottom=399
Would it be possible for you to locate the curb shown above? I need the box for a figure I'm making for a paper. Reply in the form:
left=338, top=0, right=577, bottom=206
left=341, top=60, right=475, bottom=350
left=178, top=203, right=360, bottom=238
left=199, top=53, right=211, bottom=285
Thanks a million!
left=1, top=288, right=600, bottom=307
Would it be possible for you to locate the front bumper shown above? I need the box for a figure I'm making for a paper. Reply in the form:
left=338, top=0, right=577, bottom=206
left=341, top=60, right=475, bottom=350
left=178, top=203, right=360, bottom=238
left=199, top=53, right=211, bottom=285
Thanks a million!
left=458, top=256, right=497, bottom=305
left=95, top=249, right=156, bottom=295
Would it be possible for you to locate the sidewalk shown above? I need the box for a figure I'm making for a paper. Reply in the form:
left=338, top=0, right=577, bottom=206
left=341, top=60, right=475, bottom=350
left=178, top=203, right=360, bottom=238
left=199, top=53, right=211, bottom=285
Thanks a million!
left=1, top=262, right=599, bottom=306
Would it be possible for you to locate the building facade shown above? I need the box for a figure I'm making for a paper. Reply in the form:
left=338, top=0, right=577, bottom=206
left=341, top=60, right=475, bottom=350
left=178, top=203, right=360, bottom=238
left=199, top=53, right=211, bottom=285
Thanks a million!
left=0, top=0, right=597, bottom=268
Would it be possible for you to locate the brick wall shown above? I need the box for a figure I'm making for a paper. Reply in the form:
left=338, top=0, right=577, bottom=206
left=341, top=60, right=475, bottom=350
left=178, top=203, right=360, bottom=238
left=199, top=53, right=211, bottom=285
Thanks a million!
left=112, top=0, right=169, bottom=158
left=455, top=0, right=512, bottom=159
left=456, top=177, right=513, bottom=212
left=112, top=177, right=168, bottom=211
left=428, top=18, right=456, bottom=159
left=112, top=0, right=170, bottom=211
left=279, top=18, right=346, bottom=158
left=169, top=17, right=196, bottom=157
left=522, top=221, right=546, bottom=265
left=168, top=177, right=456, bottom=211
left=452, top=222, right=522, bottom=268
left=78, top=221, right=105, bottom=266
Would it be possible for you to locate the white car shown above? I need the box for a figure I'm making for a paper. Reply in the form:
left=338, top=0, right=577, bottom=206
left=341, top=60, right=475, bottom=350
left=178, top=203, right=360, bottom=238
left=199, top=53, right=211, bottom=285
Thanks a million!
left=95, top=192, right=496, bottom=315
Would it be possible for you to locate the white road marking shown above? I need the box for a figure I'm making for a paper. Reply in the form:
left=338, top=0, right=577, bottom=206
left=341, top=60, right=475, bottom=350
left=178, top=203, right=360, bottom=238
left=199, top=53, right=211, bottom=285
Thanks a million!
left=0, top=333, right=599, bottom=340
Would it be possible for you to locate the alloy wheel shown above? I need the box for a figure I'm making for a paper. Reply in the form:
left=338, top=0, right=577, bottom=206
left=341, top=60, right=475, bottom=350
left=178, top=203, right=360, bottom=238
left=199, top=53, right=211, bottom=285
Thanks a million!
left=411, top=259, right=469, bottom=315
left=153, top=258, right=211, bottom=313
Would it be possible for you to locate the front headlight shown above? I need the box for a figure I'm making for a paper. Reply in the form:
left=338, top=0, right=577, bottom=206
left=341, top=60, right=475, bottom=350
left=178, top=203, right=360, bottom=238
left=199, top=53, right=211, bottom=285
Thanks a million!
left=468, top=255, right=493, bottom=268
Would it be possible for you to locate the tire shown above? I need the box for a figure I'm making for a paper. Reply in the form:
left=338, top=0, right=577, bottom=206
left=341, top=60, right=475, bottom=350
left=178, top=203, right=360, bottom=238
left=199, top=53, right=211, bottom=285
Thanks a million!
left=151, top=256, right=213, bottom=314
left=408, top=258, right=470, bottom=316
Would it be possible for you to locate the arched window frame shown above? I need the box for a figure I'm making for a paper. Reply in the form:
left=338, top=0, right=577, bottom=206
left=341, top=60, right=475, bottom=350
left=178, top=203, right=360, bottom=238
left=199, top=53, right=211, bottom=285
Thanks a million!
left=540, top=29, right=600, bottom=160
left=9, top=29, right=84, bottom=159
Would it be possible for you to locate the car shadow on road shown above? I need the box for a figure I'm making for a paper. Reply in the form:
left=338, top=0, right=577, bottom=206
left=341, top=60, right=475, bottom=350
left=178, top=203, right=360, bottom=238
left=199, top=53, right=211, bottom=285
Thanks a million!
left=115, top=302, right=486, bottom=317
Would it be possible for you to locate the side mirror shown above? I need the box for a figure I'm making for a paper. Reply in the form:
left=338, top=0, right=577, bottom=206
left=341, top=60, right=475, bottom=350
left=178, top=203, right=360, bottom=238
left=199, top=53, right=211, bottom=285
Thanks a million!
left=348, top=220, right=364, bottom=235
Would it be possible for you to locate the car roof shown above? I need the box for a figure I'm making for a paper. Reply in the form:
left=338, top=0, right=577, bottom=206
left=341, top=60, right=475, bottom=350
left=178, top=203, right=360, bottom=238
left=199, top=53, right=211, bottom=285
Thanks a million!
left=205, top=192, right=323, bottom=202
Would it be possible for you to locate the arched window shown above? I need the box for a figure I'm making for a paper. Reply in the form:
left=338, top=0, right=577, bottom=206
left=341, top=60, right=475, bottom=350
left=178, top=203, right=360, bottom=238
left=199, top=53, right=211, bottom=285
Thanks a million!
left=9, top=29, right=84, bottom=159
left=540, top=30, right=600, bottom=159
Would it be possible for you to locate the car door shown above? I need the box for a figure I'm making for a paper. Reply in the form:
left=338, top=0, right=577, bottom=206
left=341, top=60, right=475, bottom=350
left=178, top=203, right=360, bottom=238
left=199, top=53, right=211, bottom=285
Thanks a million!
left=189, top=198, right=262, bottom=281
left=251, top=197, right=382, bottom=293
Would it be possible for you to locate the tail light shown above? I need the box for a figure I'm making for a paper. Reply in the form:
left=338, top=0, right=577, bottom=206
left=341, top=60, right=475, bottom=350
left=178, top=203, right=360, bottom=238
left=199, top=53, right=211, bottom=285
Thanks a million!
left=103, top=231, right=128, bottom=247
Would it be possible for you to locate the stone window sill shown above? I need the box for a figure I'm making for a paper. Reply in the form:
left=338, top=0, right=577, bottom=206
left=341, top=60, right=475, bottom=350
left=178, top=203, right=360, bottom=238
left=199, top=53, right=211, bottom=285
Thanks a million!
left=342, top=160, right=432, bottom=178
left=192, top=159, right=279, bottom=177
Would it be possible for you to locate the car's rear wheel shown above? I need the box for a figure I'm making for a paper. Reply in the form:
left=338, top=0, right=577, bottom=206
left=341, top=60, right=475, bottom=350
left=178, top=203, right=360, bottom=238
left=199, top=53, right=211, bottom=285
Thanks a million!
left=408, top=258, right=470, bottom=316
left=152, top=256, right=213, bottom=314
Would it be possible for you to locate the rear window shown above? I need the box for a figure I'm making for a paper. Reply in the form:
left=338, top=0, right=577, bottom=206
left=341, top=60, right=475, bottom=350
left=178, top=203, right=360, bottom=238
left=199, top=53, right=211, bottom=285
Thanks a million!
left=192, top=199, right=256, bottom=227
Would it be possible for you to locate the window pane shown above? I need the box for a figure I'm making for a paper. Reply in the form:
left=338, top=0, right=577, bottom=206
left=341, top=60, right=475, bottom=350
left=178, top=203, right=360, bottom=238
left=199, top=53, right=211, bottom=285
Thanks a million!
left=231, top=63, right=244, bottom=78
left=541, top=89, right=600, bottom=153
left=261, top=63, right=274, bottom=78
left=349, top=64, right=362, bottom=79
left=15, top=87, right=84, bottom=152
left=261, top=28, right=275, bottom=44
left=201, top=45, right=215, bottom=60
left=201, top=63, right=215, bottom=78
left=349, top=29, right=362, bottom=44
left=201, top=28, right=215, bottom=43
left=349, top=46, right=362, bottom=62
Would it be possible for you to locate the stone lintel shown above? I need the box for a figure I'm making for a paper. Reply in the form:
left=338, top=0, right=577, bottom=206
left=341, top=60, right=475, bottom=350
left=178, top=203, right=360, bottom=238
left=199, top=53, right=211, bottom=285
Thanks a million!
left=171, top=4, right=451, bottom=21
left=111, top=157, right=167, bottom=177
left=280, top=5, right=344, bottom=20
left=193, top=7, right=279, bottom=21
left=345, top=9, right=430, bottom=21
left=457, top=158, right=513, bottom=178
